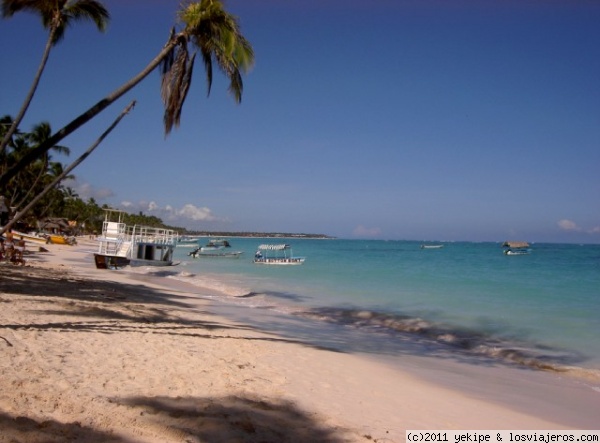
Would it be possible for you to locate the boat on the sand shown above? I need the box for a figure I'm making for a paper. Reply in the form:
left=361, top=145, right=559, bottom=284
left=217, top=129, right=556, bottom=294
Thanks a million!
left=94, top=209, right=178, bottom=269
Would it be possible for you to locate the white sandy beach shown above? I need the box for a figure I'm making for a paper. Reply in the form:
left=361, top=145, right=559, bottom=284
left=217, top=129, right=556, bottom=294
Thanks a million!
left=0, top=239, right=598, bottom=443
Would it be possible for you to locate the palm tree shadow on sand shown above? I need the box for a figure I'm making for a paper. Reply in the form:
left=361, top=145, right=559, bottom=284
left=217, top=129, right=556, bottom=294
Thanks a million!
left=116, top=394, right=353, bottom=443
left=0, top=412, right=122, bottom=443
left=0, top=395, right=359, bottom=442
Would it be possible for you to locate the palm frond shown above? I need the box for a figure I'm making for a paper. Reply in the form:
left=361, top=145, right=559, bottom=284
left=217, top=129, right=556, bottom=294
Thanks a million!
left=1, top=0, right=63, bottom=19
left=200, top=47, right=213, bottom=97
left=1, top=0, right=108, bottom=43
left=159, top=27, right=177, bottom=76
left=179, top=0, right=254, bottom=103
left=64, top=0, right=110, bottom=31
left=173, top=53, right=196, bottom=129
left=53, top=0, right=109, bottom=43
left=161, top=43, right=192, bottom=134
left=228, top=69, right=243, bottom=103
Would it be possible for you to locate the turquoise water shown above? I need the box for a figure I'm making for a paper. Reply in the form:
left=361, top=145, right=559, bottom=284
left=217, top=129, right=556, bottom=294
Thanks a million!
left=166, top=239, right=600, bottom=375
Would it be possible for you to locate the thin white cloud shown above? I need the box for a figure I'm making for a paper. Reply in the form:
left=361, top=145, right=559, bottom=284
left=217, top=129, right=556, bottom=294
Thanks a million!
left=557, top=219, right=581, bottom=232
left=117, top=200, right=227, bottom=227
left=60, top=190, right=225, bottom=228
left=557, top=219, right=600, bottom=235
left=176, top=204, right=219, bottom=222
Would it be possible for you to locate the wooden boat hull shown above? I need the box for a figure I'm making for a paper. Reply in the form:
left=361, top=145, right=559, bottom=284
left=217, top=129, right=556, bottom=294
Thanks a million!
left=10, top=231, right=48, bottom=245
left=48, top=235, right=76, bottom=245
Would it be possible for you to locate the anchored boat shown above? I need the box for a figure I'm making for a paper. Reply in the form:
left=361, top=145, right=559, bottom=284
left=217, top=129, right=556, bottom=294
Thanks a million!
left=176, top=235, right=200, bottom=248
left=188, top=238, right=244, bottom=258
left=502, top=241, right=531, bottom=256
left=253, top=244, right=305, bottom=265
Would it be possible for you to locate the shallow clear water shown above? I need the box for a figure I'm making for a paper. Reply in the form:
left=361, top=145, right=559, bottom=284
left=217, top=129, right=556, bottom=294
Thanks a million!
left=166, top=238, right=600, bottom=373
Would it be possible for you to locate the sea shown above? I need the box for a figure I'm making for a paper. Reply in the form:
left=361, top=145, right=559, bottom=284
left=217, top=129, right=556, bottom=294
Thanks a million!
left=134, top=238, right=600, bottom=381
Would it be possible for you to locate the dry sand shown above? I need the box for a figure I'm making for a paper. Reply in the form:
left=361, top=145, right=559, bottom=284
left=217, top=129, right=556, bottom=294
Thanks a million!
left=0, top=239, right=598, bottom=442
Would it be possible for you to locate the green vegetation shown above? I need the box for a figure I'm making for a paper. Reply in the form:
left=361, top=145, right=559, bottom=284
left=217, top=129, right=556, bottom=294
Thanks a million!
left=1, top=118, right=73, bottom=223
left=1, top=121, right=331, bottom=238
left=1, top=0, right=254, bottom=235
left=0, top=0, right=110, bottom=156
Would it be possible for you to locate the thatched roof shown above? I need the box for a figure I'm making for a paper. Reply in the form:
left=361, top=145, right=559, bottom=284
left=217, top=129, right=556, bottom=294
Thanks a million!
left=37, top=218, right=73, bottom=233
left=502, top=241, right=530, bottom=248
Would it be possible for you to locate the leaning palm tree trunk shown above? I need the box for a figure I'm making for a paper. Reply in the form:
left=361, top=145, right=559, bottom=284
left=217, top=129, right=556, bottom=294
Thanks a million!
left=0, top=100, right=136, bottom=236
left=1, top=0, right=253, bottom=189
left=0, top=33, right=181, bottom=189
left=13, top=155, right=48, bottom=210
left=0, top=26, right=56, bottom=156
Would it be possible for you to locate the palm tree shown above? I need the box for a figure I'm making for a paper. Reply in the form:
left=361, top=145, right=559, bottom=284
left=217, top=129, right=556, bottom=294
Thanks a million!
left=0, top=0, right=254, bottom=188
left=3, top=121, right=72, bottom=218
left=0, top=0, right=110, bottom=155
left=0, top=101, right=135, bottom=235
left=162, top=0, right=254, bottom=133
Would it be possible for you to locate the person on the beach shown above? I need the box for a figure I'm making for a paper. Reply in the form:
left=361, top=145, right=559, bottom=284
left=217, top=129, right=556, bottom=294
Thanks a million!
left=3, top=233, right=14, bottom=262
left=12, top=239, right=25, bottom=265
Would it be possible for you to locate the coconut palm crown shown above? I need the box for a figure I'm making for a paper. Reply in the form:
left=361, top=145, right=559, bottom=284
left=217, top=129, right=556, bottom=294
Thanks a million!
left=0, top=0, right=254, bottom=188
left=1, top=0, right=109, bottom=43
left=161, top=0, right=254, bottom=133
left=0, top=0, right=110, bottom=155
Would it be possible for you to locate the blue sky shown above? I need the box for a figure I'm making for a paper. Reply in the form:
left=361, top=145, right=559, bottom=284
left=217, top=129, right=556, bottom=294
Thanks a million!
left=1, top=0, right=599, bottom=242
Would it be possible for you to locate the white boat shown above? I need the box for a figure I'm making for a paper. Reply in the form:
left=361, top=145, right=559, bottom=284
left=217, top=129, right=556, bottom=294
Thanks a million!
left=502, top=241, right=531, bottom=256
left=94, top=209, right=178, bottom=269
left=176, top=235, right=200, bottom=248
left=504, top=248, right=531, bottom=255
left=420, top=244, right=444, bottom=249
left=10, top=230, right=49, bottom=245
left=188, top=239, right=243, bottom=258
left=253, top=244, right=305, bottom=265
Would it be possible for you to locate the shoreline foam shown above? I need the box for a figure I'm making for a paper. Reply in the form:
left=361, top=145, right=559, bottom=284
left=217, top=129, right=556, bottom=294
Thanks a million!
left=0, top=240, right=598, bottom=442
left=136, top=254, right=600, bottom=381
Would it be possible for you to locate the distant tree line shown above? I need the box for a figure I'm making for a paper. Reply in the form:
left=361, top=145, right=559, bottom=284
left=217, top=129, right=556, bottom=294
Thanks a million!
left=186, top=231, right=335, bottom=239
left=0, top=118, right=179, bottom=235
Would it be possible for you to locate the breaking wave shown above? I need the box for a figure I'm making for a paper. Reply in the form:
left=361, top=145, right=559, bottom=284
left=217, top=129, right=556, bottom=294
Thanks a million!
left=123, top=265, right=600, bottom=383
left=296, top=306, right=600, bottom=382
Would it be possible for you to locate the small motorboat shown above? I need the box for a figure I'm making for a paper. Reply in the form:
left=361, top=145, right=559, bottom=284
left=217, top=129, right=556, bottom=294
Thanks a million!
left=188, top=239, right=243, bottom=258
left=502, top=241, right=531, bottom=256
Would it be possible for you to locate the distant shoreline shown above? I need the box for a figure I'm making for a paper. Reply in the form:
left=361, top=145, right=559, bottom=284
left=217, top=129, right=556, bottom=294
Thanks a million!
left=182, top=232, right=336, bottom=239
